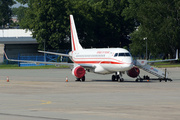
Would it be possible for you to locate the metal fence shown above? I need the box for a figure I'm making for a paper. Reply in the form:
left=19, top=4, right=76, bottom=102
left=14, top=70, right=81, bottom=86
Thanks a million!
left=4, top=51, right=69, bottom=67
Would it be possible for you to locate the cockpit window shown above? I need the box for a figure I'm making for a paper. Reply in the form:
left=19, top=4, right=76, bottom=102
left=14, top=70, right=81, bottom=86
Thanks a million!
left=114, top=53, right=118, bottom=57
left=119, top=53, right=124, bottom=56
left=114, top=53, right=131, bottom=57
left=125, top=53, right=131, bottom=56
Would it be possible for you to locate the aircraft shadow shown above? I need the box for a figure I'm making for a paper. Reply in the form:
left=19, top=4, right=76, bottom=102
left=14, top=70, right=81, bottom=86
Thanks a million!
left=88, top=80, right=155, bottom=83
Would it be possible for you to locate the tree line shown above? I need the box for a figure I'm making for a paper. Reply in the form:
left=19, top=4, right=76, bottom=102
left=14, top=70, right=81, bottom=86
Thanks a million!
left=1, top=0, right=180, bottom=58
left=0, top=0, right=15, bottom=27
left=122, top=0, right=180, bottom=58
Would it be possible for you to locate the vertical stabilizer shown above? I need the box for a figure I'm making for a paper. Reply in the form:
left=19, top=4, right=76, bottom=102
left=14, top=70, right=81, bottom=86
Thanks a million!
left=70, top=15, right=83, bottom=51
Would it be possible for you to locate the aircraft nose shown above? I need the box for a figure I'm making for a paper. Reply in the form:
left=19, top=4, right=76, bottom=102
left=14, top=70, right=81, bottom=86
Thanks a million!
left=124, top=57, right=133, bottom=69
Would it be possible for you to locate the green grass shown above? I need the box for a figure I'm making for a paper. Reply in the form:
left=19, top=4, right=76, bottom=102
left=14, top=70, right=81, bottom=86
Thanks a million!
left=151, top=61, right=180, bottom=68
left=0, top=64, right=69, bottom=69
left=0, top=62, right=180, bottom=69
left=152, top=64, right=180, bottom=68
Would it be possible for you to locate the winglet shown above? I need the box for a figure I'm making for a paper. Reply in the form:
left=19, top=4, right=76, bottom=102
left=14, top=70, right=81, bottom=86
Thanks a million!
left=4, top=50, right=9, bottom=60
left=176, top=49, right=178, bottom=60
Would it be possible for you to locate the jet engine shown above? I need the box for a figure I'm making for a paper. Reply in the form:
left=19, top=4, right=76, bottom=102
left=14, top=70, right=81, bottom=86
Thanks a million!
left=72, top=66, right=86, bottom=78
left=127, top=66, right=140, bottom=78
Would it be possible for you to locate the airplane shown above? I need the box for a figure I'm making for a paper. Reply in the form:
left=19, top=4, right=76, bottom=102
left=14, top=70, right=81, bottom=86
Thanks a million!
left=4, top=15, right=178, bottom=82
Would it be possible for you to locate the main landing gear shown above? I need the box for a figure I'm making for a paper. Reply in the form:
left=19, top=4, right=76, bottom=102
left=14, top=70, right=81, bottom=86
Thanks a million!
left=75, top=76, right=85, bottom=82
left=112, top=72, right=124, bottom=82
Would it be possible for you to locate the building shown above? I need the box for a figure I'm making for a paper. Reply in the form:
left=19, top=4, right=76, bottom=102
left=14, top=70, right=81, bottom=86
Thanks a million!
left=11, top=15, right=19, bottom=23
left=0, top=29, right=39, bottom=63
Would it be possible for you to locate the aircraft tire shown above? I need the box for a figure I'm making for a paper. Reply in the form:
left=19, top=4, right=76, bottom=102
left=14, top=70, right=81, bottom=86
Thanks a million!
left=82, top=76, right=85, bottom=82
left=112, top=75, right=115, bottom=81
left=75, top=78, right=81, bottom=82
left=116, top=75, right=120, bottom=81
left=120, top=78, right=124, bottom=82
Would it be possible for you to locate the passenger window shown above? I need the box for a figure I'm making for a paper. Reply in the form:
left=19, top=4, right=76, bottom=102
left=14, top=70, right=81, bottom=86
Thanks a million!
left=114, top=53, right=118, bottom=57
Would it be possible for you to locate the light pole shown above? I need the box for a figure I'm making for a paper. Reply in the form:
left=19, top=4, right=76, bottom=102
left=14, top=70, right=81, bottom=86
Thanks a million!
left=43, top=40, right=46, bottom=62
left=143, top=37, right=147, bottom=60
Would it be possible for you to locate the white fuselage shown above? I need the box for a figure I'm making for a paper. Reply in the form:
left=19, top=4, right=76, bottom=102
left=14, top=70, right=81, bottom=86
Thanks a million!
left=69, top=48, right=133, bottom=74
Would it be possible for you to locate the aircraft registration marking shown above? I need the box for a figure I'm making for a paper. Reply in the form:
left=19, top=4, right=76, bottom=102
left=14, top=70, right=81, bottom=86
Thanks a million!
left=97, top=51, right=110, bottom=54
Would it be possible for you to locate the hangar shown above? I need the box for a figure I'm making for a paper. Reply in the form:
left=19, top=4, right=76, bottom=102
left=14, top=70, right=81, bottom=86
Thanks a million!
left=0, top=29, right=69, bottom=65
left=0, top=29, right=39, bottom=63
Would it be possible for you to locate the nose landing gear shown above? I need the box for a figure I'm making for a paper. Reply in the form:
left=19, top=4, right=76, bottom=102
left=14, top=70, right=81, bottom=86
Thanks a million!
left=112, top=72, right=124, bottom=82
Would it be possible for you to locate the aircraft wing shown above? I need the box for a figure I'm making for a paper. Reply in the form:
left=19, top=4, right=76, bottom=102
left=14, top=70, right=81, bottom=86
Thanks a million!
left=147, top=49, right=178, bottom=63
left=38, top=51, right=96, bottom=68
left=38, top=50, right=71, bottom=57
left=4, top=51, right=74, bottom=66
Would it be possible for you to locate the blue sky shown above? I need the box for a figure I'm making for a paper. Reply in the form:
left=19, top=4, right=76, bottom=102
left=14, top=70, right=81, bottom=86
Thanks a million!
left=12, top=0, right=28, bottom=8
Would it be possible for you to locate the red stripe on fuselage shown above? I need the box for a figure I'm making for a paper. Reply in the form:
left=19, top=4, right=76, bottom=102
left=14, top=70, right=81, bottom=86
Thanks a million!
left=73, top=60, right=124, bottom=64
left=72, top=57, right=127, bottom=64
left=72, top=57, right=132, bottom=65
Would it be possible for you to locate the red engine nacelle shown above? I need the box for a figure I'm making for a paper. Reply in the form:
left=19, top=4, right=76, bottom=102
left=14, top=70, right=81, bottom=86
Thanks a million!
left=127, top=66, right=140, bottom=78
left=72, top=66, right=86, bottom=78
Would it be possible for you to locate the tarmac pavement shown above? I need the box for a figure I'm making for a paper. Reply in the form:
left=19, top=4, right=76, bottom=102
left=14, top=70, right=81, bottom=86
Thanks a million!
left=0, top=68, right=180, bottom=120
